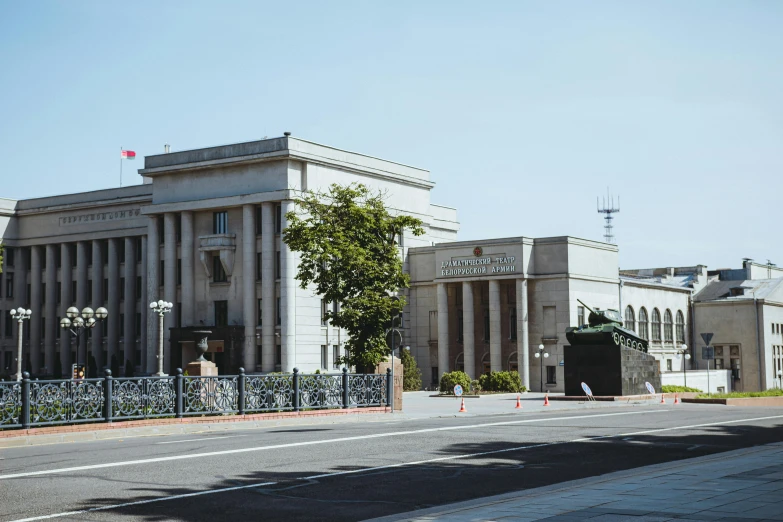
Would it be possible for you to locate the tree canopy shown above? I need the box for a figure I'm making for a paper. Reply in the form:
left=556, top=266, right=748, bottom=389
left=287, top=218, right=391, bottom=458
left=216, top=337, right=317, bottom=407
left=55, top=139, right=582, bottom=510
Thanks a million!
left=283, top=183, right=424, bottom=370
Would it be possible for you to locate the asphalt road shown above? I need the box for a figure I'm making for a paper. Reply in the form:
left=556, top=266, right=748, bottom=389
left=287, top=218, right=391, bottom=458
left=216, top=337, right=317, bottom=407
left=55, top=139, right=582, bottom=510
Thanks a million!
left=2, top=403, right=783, bottom=522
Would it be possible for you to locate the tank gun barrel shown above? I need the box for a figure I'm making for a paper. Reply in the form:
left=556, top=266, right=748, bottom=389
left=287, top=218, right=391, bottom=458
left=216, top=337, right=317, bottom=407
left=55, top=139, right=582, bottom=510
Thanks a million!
left=576, top=299, right=596, bottom=315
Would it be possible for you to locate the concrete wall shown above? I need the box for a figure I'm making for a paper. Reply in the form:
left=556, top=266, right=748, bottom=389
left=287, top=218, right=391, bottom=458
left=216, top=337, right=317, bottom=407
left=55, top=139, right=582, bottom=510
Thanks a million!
left=661, top=369, right=732, bottom=394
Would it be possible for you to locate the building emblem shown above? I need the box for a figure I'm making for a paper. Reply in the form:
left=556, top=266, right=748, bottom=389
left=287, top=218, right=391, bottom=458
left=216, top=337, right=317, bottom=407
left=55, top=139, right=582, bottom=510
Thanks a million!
left=473, top=246, right=483, bottom=257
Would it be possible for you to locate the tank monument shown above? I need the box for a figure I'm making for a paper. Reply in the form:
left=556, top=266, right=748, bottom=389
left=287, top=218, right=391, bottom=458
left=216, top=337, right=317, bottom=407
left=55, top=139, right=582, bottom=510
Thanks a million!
left=564, top=300, right=661, bottom=396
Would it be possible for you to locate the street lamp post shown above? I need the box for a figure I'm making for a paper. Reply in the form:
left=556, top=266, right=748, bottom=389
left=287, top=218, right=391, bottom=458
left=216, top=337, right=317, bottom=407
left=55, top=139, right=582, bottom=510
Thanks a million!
left=60, top=306, right=109, bottom=378
left=150, top=300, right=173, bottom=376
left=534, top=343, right=549, bottom=393
left=675, top=343, right=691, bottom=388
left=9, top=308, right=32, bottom=381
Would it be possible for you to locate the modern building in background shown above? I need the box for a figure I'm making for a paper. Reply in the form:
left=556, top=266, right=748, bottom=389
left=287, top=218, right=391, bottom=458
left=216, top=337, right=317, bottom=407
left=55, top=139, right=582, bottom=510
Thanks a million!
left=1, top=136, right=781, bottom=393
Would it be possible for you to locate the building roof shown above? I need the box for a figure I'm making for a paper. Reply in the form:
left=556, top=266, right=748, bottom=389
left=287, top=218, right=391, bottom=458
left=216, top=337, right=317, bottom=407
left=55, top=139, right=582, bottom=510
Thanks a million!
left=620, top=272, right=700, bottom=290
left=694, top=278, right=783, bottom=302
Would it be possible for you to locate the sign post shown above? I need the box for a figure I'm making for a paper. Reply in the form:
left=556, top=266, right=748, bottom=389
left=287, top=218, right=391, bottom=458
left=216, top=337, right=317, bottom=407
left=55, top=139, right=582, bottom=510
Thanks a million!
left=702, top=345, right=715, bottom=396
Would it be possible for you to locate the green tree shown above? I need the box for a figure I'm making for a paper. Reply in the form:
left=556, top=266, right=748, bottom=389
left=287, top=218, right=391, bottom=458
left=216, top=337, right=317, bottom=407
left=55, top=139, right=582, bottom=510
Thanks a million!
left=284, top=183, right=424, bottom=371
left=400, top=347, right=422, bottom=391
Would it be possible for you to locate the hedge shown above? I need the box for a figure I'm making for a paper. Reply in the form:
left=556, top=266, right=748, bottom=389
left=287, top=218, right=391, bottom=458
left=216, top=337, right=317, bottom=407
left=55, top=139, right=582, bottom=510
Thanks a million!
left=439, top=371, right=472, bottom=395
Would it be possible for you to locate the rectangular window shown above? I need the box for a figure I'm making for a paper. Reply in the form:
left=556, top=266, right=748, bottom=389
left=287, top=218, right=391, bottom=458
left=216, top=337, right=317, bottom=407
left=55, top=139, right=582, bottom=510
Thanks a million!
left=666, top=359, right=673, bottom=371
left=321, top=299, right=328, bottom=326
left=257, top=253, right=263, bottom=280
left=333, top=345, right=341, bottom=369
left=175, top=218, right=181, bottom=243
left=42, top=283, right=46, bottom=304
left=457, top=310, right=464, bottom=342
left=103, top=279, right=109, bottom=300
left=275, top=251, right=281, bottom=279
left=213, top=211, right=228, bottom=234
left=119, top=278, right=125, bottom=300
left=256, top=206, right=263, bottom=235
left=87, top=281, right=92, bottom=300
left=176, top=303, right=181, bottom=328
left=715, top=358, right=725, bottom=369
left=6, top=274, right=12, bottom=298
left=5, top=247, right=14, bottom=267
left=577, top=306, right=585, bottom=327
left=102, top=317, right=108, bottom=336
left=275, top=204, right=282, bottom=234
left=483, top=309, right=490, bottom=341
left=212, top=255, right=227, bottom=283
left=55, top=248, right=62, bottom=269
left=257, top=298, right=263, bottom=326
left=546, top=366, right=557, bottom=384
left=4, top=314, right=11, bottom=337
left=136, top=276, right=142, bottom=298
left=135, top=313, right=141, bottom=339
left=119, top=314, right=125, bottom=337
left=158, top=219, right=164, bottom=244
left=71, top=281, right=77, bottom=302
left=321, top=345, right=328, bottom=369
left=543, top=306, right=557, bottom=338
left=509, top=307, right=517, bottom=340
left=176, top=260, right=182, bottom=285
left=214, top=300, right=228, bottom=327
left=276, top=297, right=281, bottom=325
left=275, top=344, right=282, bottom=371
left=57, top=282, right=61, bottom=304
left=136, top=237, right=143, bottom=262
left=159, top=260, right=164, bottom=287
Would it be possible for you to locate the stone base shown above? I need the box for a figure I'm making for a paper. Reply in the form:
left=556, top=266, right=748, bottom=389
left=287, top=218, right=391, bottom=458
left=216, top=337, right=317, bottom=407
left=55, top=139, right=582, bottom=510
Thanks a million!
left=377, top=356, right=403, bottom=411
left=564, top=344, right=661, bottom=396
left=185, top=360, right=219, bottom=377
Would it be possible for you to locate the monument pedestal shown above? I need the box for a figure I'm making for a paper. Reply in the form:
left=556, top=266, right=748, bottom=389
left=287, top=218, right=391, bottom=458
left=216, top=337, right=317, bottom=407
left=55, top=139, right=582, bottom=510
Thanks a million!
left=377, top=356, right=403, bottom=411
left=185, top=359, right=218, bottom=377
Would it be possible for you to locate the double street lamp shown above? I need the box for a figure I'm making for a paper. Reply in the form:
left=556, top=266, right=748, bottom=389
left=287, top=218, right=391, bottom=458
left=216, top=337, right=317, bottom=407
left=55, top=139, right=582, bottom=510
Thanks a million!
left=150, top=300, right=173, bottom=376
left=9, top=308, right=32, bottom=381
left=675, top=343, right=690, bottom=388
left=534, top=343, right=549, bottom=392
left=60, top=306, right=109, bottom=377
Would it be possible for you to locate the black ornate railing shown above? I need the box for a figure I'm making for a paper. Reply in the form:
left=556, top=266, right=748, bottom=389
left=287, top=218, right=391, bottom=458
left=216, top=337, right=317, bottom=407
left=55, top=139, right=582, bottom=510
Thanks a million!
left=0, top=367, right=391, bottom=430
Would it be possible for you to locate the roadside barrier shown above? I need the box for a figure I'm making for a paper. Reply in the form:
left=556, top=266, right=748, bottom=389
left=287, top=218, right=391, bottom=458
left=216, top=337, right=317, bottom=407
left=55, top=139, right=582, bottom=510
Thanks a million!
left=515, top=395, right=522, bottom=409
left=543, top=392, right=550, bottom=406
left=458, top=397, right=467, bottom=413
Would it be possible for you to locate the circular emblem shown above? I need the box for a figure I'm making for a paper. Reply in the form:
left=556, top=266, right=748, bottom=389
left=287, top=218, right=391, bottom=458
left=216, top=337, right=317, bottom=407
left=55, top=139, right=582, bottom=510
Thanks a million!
left=453, top=385, right=463, bottom=396
left=473, top=246, right=483, bottom=257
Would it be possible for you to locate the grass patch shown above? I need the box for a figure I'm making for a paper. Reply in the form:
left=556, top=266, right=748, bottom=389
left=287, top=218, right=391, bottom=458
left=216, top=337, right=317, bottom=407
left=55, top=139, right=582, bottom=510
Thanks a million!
left=696, top=389, right=783, bottom=399
left=661, top=385, right=702, bottom=393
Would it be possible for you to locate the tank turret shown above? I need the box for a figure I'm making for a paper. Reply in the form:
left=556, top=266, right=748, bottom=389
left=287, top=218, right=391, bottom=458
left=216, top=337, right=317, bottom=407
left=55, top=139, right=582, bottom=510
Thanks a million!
left=578, top=299, right=623, bottom=327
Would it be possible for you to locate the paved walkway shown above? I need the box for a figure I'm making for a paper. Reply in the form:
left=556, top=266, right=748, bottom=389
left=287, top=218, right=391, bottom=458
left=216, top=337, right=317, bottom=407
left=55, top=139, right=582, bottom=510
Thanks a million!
left=369, top=442, right=783, bottom=522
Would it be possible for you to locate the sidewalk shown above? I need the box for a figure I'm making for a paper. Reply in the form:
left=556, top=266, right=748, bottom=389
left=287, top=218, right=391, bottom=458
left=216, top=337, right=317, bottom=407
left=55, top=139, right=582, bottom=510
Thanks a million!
left=368, top=442, right=783, bottom=522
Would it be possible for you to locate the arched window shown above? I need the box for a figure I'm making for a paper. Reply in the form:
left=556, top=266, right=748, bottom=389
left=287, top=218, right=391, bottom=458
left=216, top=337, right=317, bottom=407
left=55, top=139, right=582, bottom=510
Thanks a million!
left=652, top=308, right=662, bottom=341
left=624, top=305, right=635, bottom=331
left=638, top=307, right=648, bottom=339
left=676, top=310, right=685, bottom=343
left=664, top=309, right=673, bottom=342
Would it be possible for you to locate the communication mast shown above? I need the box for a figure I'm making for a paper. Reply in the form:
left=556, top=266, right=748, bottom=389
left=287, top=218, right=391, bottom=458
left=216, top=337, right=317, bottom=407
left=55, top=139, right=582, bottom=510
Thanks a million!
left=597, top=189, right=620, bottom=244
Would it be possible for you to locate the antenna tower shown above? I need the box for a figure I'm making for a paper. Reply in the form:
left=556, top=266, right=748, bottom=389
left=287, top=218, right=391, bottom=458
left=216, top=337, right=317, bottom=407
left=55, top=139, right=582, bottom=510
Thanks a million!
left=597, top=189, right=620, bottom=243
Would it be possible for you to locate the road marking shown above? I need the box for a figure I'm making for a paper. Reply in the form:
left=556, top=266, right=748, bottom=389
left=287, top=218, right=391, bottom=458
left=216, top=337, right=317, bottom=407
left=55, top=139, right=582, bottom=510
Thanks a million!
left=154, top=435, right=245, bottom=445
left=6, top=481, right=278, bottom=522
left=7, top=413, right=783, bottom=522
left=0, top=410, right=661, bottom=480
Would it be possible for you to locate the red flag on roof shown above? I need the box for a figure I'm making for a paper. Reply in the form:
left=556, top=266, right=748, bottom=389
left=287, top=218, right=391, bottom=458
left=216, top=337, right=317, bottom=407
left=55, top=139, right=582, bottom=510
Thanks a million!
left=121, top=150, right=136, bottom=160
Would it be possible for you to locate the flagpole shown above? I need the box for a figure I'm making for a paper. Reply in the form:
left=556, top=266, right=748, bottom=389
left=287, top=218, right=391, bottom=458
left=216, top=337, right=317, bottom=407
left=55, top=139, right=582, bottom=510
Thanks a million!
left=120, top=146, right=123, bottom=187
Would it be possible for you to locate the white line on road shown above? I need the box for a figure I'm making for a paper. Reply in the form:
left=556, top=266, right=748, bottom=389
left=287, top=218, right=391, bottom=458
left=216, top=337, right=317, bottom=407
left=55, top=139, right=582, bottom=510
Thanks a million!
left=0, top=410, right=660, bottom=480
left=154, top=435, right=246, bottom=445
left=7, top=413, right=783, bottom=522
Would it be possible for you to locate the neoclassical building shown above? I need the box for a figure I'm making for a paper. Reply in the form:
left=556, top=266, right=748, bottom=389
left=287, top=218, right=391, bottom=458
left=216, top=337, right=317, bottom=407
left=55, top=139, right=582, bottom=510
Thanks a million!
left=0, top=136, right=457, bottom=377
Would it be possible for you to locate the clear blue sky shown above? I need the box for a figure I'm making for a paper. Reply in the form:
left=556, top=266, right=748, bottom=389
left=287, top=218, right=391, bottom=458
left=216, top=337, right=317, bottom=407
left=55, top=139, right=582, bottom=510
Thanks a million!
left=1, top=1, right=781, bottom=270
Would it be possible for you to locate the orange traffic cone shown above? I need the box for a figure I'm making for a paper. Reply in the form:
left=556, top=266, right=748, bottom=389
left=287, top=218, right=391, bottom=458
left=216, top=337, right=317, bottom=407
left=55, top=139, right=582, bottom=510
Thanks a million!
left=660, top=394, right=666, bottom=404
left=515, top=395, right=522, bottom=409
left=543, top=392, right=550, bottom=406
left=459, top=397, right=467, bottom=413
left=674, top=394, right=680, bottom=405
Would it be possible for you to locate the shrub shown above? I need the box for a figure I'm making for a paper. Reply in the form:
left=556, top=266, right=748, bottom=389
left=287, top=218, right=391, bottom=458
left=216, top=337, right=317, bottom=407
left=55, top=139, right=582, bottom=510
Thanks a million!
left=478, top=371, right=526, bottom=393
left=401, top=348, right=422, bottom=391
left=661, top=385, right=701, bottom=393
left=439, top=371, right=471, bottom=395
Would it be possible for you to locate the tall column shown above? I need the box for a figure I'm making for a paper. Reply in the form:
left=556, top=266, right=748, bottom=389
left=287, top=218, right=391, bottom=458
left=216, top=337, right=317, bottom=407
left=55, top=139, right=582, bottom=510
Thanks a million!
left=12, top=250, right=27, bottom=378
left=29, top=246, right=42, bottom=374
left=123, top=237, right=136, bottom=372
left=462, top=281, right=475, bottom=379
left=242, top=205, right=257, bottom=370
left=107, top=238, right=120, bottom=371
left=163, top=212, right=177, bottom=374
left=146, top=217, right=160, bottom=374
left=280, top=200, right=297, bottom=372
left=61, top=243, right=73, bottom=373
left=180, top=212, right=195, bottom=328
left=489, top=279, right=502, bottom=372
left=44, top=244, right=57, bottom=374
left=91, top=239, right=103, bottom=369
left=76, top=242, right=88, bottom=366
left=140, top=236, right=149, bottom=372
left=516, top=278, right=530, bottom=389
left=261, top=203, right=275, bottom=372
left=437, top=282, right=449, bottom=378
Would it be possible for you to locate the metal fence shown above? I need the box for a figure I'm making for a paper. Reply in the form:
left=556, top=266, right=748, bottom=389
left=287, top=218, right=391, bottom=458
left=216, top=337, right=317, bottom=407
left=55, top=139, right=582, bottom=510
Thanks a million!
left=0, top=367, right=391, bottom=430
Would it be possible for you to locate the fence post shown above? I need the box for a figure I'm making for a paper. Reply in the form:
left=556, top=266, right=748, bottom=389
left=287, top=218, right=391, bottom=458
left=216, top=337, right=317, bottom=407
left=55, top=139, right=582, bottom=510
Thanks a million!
left=21, top=372, right=31, bottom=429
left=175, top=368, right=183, bottom=418
left=293, top=368, right=300, bottom=412
left=386, top=367, right=393, bottom=409
left=342, top=367, right=349, bottom=409
left=104, top=369, right=113, bottom=423
left=238, top=367, right=246, bottom=415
